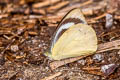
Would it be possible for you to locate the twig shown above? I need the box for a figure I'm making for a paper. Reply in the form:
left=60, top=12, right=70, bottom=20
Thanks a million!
left=32, top=0, right=60, bottom=8
left=114, top=15, right=120, bottom=19
left=0, top=14, right=8, bottom=19
left=86, top=70, right=103, bottom=76
left=50, top=55, right=87, bottom=70
left=91, top=9, right=116, bottom=21
left=1, top=39, right=15, bottom=55
left=50, top=39, right=120, bottom=70
left=58, top=0, right=93, bottom=13
left=41, top=72, right=62, bottom=80
left=47, top=1, right=69, bottom=12
left=58, top=0, right=107, bottom=16
left=32, top=9, right=46, bottom=15
left=82, top=67, right=100, bottom=70
left=96, top=39, right=120, bottom=53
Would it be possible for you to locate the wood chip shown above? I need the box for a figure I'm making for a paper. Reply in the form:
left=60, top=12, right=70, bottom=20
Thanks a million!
left=41, top=72, right=62, bottom=80
left=0, top=14, right=8, bottom=19
left=32, top=9, right=46, bottom=15
left=58, top=0, right=93, bottom=13
left=92, top=9, right=116, bottom=21
left=47, top=1, right=69, bottom=12
left=82, top=67, right=101, bottom=70
left=28, top=31, right=38, bottom=35
left=33, top=0, right=60, bottom=8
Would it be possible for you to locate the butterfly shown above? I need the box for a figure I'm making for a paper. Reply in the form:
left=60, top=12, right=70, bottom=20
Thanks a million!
left=45, top=8, right=98, bottom=60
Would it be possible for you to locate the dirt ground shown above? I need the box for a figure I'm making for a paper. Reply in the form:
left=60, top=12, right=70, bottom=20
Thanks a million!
left=0, top=0, right=120, bottom=80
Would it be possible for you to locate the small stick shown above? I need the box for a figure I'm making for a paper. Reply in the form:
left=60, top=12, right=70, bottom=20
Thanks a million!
left=1, top=39, right=15, bottom=55
left=92, top=9, right=116, bottom=21
left=97, top=39, right=120, bottom=53
left=114, top=15, right=120, bottom=19
left=0, top=14, right=8, bottom=19
left=32, top=0, right=60, bottom=8
left=50, top=55, right=87, bottom=70
left=87, top=71, right=103, bottom=76
left=32, top=9, right=46, bottom=15
left=41, top=72, right=62, bottom=80
left=58, top=0, right=93, bottom=13
left=50, top=39, right=120, bottom=70
left=82, top=67, right=100, bottom=70
left=47, top=1, right=69, bottom=11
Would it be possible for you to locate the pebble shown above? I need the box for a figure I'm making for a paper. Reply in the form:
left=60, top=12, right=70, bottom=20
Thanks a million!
left=11, top=45, right=19, bottom=52
left=93, top=54, right=103, bottom=62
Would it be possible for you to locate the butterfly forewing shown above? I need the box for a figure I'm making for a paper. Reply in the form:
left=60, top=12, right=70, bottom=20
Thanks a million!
left=52, top=24, right=97, bottom=60
left=50, top=8, right=87, bottom=52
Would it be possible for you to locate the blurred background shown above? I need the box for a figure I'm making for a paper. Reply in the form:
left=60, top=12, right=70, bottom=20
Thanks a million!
left=0, top=0, right=120, bottom=80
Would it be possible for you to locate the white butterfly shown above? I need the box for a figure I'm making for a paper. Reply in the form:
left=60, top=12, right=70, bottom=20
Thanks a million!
left=45, top=8, right=97, bottom=60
